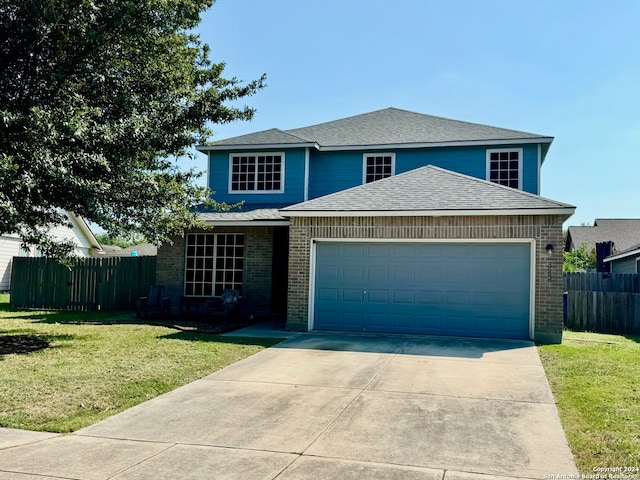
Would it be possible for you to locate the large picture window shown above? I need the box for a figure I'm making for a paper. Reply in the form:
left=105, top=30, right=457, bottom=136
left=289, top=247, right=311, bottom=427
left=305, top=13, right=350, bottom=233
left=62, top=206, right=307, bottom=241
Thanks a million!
left=363, top=154, right=395, bottom=183
left=487, top=148, right=522, bottom=189
left=185, top=233, right=244, bottom=296
left=230, top=154, right=283, bottom=192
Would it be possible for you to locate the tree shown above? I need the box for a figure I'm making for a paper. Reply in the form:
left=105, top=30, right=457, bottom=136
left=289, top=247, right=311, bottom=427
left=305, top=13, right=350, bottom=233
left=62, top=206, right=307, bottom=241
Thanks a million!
left=563, top=243, right=597, bottom=272
left=0, top=0, right=265, bottom=256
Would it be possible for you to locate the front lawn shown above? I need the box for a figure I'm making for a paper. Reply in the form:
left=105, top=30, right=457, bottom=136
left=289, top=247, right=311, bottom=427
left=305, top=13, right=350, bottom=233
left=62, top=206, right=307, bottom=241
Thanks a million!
left=0, top=293, right=282, bottom=432
left=539, top=330, right=640, bottom=473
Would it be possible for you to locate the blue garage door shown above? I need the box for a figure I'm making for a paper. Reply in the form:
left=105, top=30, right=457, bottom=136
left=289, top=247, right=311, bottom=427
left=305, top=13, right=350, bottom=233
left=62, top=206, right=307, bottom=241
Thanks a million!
left=313, top=242, right=531, bottom=339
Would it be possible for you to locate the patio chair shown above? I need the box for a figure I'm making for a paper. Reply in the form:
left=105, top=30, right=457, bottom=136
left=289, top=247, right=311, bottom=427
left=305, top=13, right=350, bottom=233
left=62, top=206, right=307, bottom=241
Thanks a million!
left=204, top=289, right=240, bottom=323
left=137, top=285, right=171, bottom=319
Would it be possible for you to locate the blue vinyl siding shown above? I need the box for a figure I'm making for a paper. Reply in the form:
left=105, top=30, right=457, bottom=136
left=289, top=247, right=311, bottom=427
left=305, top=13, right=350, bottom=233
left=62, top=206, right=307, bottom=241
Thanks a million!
left=308, top=144, right=541, bottom=200
left=208, top=143, right=542, bottom=206
left=208, top=148, right=306, bottom=205
left=610, top=256, right=640, bottom=274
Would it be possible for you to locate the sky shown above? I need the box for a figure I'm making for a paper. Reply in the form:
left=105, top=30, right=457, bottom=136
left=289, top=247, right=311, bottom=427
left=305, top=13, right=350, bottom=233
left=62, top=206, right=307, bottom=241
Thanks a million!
left=189, top=0, right=640, bottom=227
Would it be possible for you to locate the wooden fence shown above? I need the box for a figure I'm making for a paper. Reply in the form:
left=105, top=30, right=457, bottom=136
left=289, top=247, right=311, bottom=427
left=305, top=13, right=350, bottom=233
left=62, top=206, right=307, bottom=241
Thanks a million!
left=564, top=272, right=640, bottom=334
left=10, top=256, right=156, bottom=311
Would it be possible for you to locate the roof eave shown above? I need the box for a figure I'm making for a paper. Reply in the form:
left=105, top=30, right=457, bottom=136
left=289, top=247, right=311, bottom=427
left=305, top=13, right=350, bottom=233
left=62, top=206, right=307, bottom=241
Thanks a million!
left=316, top=137, right=554, bottom=152
left=196, top=143, right=318, bottom=152
left=201, top=220, right=291, bottom=227
left=196, top=137, right=553, bottom=153
left=603, top=248, right=640, bottom=263
left=280, top=207, right=575, bottom=218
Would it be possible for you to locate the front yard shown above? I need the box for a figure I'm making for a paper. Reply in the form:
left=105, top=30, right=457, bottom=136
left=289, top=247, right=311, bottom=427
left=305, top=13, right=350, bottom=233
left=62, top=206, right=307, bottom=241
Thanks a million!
left=0, top=294, right=282, bottom=432
left=539, top=330, right=640, bottom=473
left=1, top=293, right=638, bottom=473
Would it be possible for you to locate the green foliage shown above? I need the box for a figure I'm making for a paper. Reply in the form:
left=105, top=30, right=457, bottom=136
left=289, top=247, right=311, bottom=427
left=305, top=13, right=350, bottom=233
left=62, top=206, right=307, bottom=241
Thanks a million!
left=563, top=243, right=596, bottom=272
left=0, top=0, right=265, bottom=255
left=95, top=233, right=147, bottom=248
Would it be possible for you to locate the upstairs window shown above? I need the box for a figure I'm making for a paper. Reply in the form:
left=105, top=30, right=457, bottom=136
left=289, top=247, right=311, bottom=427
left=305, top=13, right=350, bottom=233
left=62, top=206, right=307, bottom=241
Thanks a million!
left=487, top=149, right=522, bottom=189
left=185, top=233, right=244, bottom=296
left=230, top=153, right=284, bottom=192
left=363, top=154, right=395, bottom=183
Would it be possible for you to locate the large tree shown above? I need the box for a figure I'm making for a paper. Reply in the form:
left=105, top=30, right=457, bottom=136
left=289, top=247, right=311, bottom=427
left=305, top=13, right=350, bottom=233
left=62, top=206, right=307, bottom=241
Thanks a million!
left=0, top=0, right=264, bottom=256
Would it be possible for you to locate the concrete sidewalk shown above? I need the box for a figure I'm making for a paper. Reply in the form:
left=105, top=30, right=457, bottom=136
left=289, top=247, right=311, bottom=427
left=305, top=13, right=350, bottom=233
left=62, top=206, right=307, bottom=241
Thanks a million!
left=0, top=334, right=577, bottom=479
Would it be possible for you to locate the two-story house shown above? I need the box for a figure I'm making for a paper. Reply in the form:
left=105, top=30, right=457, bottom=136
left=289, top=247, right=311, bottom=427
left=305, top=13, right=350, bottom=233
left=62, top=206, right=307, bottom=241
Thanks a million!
left=157, top=108, right=575, bottom=343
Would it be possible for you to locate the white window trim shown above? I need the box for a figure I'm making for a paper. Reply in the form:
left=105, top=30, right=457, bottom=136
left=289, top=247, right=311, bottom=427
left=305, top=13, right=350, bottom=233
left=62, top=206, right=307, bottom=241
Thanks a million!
left=228, top=152, right=285, bottom=194
left=183, top=233, right=245, bottom=297
left=636, top=257, right=640, bottom=274
left=362, top=153, right=396, bottom=184
left=486, top=148, right=523, bottom=190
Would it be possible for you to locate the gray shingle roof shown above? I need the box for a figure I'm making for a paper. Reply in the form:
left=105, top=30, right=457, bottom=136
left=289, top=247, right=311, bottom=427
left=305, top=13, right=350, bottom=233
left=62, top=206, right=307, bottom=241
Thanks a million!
left=197, top=208, right=288, bottom=223
left=205, top=108, right=552, bottom=149
left=101, top=244, right=157, bottom=257
left=210, top=128, right=313, bottom=147
left=280, top=166, right=574, bottom=215
left=566, top=219, right=640, bottom=253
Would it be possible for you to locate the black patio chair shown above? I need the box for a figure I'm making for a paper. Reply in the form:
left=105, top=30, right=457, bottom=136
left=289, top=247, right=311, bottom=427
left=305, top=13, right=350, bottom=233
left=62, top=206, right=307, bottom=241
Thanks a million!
left=137, top=285, right=171, bottom=319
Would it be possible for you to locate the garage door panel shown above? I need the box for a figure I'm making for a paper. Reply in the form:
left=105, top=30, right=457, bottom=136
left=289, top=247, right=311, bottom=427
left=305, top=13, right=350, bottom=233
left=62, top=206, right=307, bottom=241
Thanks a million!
left=419, top=265, right=443, bottom=282
left=367, top=265, right=390, bottom=282
left=473, top=292, right=500, bottom=305
left=343, top=265, right=364, bottom=281
left=392, top=265, right=415, bottom=281
left=367, top=289, right=389, bottom=303
left=444, top=264, right=470, bottom=283
left=417, top=314, right=445, bottom=330
left=419, top=290, right=442, bottom=304
left=343, top=243, right=364, bottom=257
left=392, top=314, right=415, bottom=329
left=314, top=242, right=531, bottom=339
left=342, top=289, right=363, bottom=302
left=317, top=265, right=340, bottom=281
left=368, top=244, right=390, bottom=257
left=367, top=312, right=390, bottom=328
left=393, top=290, right=416, bottom=304
left=342, top=312, right=364, bottom=328
left=446, top=291, right=470, bottom=305
left=317, top=288, right=339, bottom=302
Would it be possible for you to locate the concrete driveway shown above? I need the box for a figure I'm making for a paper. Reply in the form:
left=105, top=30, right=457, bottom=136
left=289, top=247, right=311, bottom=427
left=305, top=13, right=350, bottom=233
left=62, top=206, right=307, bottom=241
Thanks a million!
left=0, top=333, right=577, bottom=479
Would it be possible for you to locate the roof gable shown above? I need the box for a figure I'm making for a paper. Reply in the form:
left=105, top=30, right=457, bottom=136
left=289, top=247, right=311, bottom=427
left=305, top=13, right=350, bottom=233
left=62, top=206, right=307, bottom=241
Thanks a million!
left=567, top=219, right=640, bottom=253
left=201, top=108, right=553, bottom=151
left=280, top=165, right=574, bottom=217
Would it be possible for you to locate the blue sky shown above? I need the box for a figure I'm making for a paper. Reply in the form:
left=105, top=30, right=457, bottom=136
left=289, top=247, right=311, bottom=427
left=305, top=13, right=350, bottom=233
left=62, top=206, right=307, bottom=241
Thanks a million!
left=192, top=0, right=640, bottom=227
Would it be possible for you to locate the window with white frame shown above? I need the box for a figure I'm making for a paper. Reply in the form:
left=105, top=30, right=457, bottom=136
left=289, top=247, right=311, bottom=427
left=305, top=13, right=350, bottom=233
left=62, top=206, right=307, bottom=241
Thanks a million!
left=487, top=149, right=522, bottom=189
left=363, top=154, right=395, bottom=183
left=184, top=233, right=244, bottom=296
left=230, top=153, right=283, bottom=192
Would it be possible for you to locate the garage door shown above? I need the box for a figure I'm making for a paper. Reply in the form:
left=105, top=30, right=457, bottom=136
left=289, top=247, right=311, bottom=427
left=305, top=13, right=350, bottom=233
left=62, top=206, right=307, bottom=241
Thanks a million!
left=313, top=242, right=531, bottom=339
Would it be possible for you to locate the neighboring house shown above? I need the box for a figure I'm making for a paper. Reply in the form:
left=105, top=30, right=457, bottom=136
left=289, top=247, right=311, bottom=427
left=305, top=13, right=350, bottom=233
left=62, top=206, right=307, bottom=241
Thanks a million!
left=565, top=219, right=640, bottom=253
left=157, top=107, right=575, bottom=343
left=603, top=244, right=640, bottom=273
left=0, top=212, right=103, bottom=291
left=102, top=243, right=158, bottom=257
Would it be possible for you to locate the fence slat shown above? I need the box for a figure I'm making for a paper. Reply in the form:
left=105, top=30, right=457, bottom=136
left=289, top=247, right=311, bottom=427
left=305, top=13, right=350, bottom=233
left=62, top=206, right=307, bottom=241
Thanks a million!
left=10, top=256, right=156, bottom=311
left=564, top=272, right=640, bottom=334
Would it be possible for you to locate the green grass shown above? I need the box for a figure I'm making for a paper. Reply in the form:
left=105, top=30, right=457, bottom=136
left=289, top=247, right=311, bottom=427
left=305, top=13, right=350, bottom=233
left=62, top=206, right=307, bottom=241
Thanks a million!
left=539, top=330, right=640, bottom=473
left=0, top=293, right=283, bottom=433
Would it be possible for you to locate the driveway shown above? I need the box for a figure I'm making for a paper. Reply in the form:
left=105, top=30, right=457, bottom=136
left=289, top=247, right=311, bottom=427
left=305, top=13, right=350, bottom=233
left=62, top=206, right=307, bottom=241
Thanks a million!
left=0, top=333, right=577, bottom=479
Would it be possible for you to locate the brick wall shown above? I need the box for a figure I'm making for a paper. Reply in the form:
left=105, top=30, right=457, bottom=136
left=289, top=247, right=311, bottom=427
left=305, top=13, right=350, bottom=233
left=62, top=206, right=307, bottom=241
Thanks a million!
left=156, top=226, right=275, bottom=318
left=286, top=214, right=569, bottom=343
